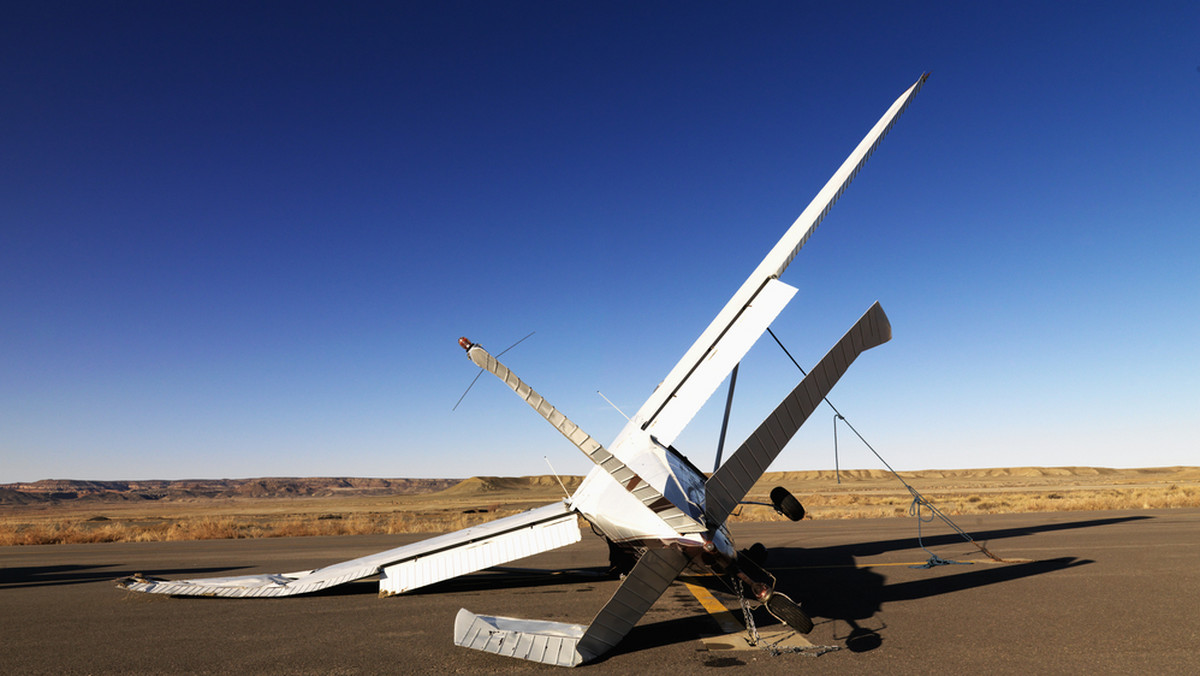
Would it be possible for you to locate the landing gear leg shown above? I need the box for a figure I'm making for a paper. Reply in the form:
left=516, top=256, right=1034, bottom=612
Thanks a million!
left=734, top=555, right=814, bottom=634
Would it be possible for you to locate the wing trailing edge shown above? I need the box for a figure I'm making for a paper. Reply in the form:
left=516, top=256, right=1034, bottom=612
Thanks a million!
left=642, top=278, right=797, bottom=447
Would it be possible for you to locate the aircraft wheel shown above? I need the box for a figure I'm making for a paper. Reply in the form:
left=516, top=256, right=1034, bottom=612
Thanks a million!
left=765, top=590, right=814, bottom=634
left=770, top=486, right=805, bottom=521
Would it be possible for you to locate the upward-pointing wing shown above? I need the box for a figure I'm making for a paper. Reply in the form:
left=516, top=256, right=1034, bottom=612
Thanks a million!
left=631, top=73, right=928, bottom=448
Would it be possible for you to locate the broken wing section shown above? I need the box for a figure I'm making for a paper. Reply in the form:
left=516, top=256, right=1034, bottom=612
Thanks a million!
left=454, top=547, right=689, bottom=666
left=454, top=612, right=586, bottom=667
left=705, top=302, right=892, bottom=525
left=117, top=501, right=580, bottom=598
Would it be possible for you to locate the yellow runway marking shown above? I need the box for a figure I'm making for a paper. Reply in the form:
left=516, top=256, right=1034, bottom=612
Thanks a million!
left=683, top=582, right=743, bottom=634
left=682, top=582, right=817, bottom=653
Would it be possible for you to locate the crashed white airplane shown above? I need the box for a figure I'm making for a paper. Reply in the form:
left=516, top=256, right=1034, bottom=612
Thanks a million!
left=119, top=73, right=928, bottom=667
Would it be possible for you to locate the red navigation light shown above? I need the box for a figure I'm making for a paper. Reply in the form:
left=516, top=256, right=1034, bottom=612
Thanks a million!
left=458, top=337, right=473, bottom=351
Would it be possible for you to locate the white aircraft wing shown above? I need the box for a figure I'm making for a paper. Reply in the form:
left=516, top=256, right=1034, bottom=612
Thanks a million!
left=633, top=73, right=928, bottom=449
left=117, top=501, right=580, bottom=597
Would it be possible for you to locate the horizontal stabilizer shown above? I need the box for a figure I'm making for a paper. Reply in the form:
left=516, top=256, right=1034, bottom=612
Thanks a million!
left=705, top=302, right=891, bottom=525
left=575, top=547, right=689, bottom=661
left=455, top=610, right=586, bottom=667
left=455, top=547, right=689, bottom=666
left=118, top=501, right=580, bottom=598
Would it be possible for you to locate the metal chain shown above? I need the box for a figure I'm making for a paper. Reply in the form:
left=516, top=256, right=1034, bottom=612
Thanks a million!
left=736, top=579, right=841, bottom=657
left=762, top=635, right=842, bottom=658
left=737, top=579, right=760, bottom=646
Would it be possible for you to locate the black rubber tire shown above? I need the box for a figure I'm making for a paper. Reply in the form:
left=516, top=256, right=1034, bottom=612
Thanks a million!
left=770, top=486, right=805, bottom=521
left=765, top=590, right=814, bottom=634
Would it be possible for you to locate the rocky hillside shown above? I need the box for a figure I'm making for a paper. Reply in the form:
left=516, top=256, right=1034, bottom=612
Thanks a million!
left=0, top=477, right=460, bottom=505
left=6, top=467, right=1196, bottom=507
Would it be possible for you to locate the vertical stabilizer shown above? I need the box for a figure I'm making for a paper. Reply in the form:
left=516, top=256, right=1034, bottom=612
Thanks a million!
left=705, top=302, right=891, bottom=525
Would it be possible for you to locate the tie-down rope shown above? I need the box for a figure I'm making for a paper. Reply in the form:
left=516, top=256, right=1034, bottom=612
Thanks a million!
left=766, top=328, right=1007, bottom=565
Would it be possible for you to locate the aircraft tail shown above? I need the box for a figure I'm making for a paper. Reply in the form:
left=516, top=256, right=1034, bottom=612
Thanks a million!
left=704, top=302, right=891, bottom=525
left=454, top=547, right=689, bottom=666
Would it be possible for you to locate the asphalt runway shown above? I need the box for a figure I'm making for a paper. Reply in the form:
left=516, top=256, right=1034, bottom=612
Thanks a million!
left=3, top=508, right=1197, bottom=674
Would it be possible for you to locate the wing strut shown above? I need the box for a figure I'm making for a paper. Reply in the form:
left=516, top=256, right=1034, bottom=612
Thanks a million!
left=713, top=363, right=739, bottom=473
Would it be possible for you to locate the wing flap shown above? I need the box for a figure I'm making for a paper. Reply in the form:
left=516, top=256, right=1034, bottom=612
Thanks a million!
left=704, top=302, right=891, bottom=525
left=642, top=278, right=797, bottom=447
left=379, top=506, right=580, bottom=595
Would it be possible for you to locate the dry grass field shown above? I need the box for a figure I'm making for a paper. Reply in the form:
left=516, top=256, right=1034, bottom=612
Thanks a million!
left=3, top=467, right=1198, bottom=546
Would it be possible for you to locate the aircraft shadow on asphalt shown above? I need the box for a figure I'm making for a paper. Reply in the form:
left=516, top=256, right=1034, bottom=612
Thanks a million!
left=826, top=514, right=1151, bottom=558
left=285, top=565, right=617, bottom=598
left=770, top=551, right=1090, bottom=652
left=408, top=565, right=615, bottom=595
left=591, top=613, right=726, bottom=665
left=321, top=516, right=1144, bottom=601
left=0, top=564, right=251, bottom=589
left=722, top=514, right=1148, bottom=653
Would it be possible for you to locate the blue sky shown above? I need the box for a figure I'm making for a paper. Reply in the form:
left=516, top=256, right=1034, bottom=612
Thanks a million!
left=3, top=2, right=1197, bottom=482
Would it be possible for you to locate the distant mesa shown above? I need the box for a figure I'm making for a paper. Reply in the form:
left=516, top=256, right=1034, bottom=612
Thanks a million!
left=3, top=467, right=1197, bottom=506
left=441, top=475, right=584, bottom=496
left=0, top=477, right=461, bottom=505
